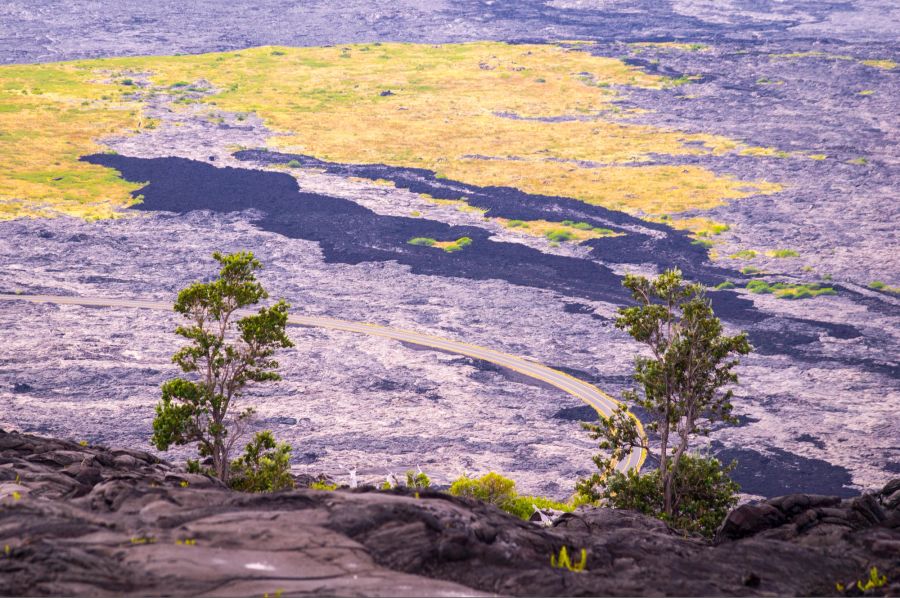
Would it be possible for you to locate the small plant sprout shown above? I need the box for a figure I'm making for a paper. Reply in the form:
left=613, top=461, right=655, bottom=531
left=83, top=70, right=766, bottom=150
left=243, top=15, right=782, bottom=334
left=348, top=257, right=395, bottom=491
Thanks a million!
left=180, top=480, right=189, bottom=488
left=836, top=566, right=888, bottom=593
left=175, top=538, right=197, bottom=546
left=856, top=566, right=888, bottom=592
left=550, top=546, right=587, bottom=572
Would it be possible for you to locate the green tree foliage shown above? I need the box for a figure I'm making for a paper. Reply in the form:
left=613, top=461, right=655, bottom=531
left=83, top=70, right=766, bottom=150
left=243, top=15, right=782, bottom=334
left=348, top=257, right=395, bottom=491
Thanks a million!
left=577, top=268, right=750, bottom=530
left=229, top=431, right=295, bottom=493
left=597, top=454, right=738, bottom=537
left=151, top=251, right=294, bottom=483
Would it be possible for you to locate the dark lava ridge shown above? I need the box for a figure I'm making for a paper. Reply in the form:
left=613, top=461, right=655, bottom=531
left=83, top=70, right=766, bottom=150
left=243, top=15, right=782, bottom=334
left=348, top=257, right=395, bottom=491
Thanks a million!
left=3, top=428, right=900, bottom=596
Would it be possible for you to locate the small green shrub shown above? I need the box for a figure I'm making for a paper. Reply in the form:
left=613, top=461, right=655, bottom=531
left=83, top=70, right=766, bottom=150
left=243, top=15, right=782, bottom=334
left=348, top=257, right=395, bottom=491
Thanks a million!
left=768, top=249, right=799, bottom=258
left=870, top=280, right=887, bottom=290
left=450, top=472, right=516, bottom=506
left=310, top=480, right=338, bottom=491
left=408, top=237, right=436, bottom=246
left=229, top=431, right=295, bottom=493
left=691, top=238, right=713, bottom=249
left=120, top=78, right=134, bottom=86
left=449, top=472, right=571, bottom=520
left=715, top=281, right=735, bottom=290
left=741, top=266, right=761, bottom=274
left=507, top=219, right=527, bottom=227
left=406, top=469, right=431, bottom=489
left=730, top=250, right=757, bottom=259
left=286, top=159, right=301, bottom=168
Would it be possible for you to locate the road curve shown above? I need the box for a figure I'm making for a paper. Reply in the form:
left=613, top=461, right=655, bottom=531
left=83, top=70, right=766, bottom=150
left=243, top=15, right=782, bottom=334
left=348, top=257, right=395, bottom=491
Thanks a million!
left=0, top=293, right=647, bottom=473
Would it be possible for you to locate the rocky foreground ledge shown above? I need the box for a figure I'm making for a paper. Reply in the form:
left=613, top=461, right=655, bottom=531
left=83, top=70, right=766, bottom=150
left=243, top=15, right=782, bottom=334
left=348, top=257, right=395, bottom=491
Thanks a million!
left=1, top=429, right=898, bottom=597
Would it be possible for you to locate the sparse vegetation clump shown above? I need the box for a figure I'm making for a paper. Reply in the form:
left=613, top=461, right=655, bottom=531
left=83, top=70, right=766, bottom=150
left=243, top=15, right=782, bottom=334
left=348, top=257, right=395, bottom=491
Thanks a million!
left=729, top=249, right=757, bottom=259
left=546, top=229, right=576, bottom=242
left=151, top=251, right=294, bottom=486
left=407, top=236, right=472, bottom=252
left=746, top=279, right=837, bottom=299
left=576, top=269, right=749, bottom=537
left=767, top=249, right=799, bottom=258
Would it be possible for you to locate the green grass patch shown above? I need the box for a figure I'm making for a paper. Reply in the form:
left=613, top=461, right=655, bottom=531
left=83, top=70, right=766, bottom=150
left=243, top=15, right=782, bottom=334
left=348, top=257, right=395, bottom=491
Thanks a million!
left=440, top=236, right=472, bottom=252
left=408, top=237, right=436, bottom=247
left=546, top=229, right=576, bottom=242
left=507, top=219, right=527, bottom=228
left=746, top=279, right=837, bottom=299
left=767, top=249, right=799, bottom=258
left=714, top=281, right=736, bottom=290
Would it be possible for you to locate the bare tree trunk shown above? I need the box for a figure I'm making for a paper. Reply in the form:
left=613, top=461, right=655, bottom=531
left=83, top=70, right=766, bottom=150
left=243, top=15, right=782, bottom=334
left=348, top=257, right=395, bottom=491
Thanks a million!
left=659, top=416, right=671, bottom=515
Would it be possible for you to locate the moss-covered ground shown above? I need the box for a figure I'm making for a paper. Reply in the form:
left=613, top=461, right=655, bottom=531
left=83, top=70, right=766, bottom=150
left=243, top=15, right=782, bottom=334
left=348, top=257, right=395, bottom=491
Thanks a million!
left=1, top=42, right=782, bottom=220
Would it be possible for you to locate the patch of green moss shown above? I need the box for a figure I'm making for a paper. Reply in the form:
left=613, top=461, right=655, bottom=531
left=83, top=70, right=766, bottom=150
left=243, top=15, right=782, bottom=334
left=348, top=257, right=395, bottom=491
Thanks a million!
left=407, top=237, right=436, bottom=246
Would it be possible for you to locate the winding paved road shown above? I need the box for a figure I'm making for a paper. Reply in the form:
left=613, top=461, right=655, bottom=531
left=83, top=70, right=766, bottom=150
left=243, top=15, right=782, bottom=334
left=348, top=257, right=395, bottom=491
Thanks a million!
left=0, top=293, right=647, bottom=473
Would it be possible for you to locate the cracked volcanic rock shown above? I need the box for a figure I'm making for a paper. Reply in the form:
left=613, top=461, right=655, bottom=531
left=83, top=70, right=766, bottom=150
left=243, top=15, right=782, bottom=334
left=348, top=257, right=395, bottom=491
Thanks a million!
left=2, top=429, right=899, bottom=597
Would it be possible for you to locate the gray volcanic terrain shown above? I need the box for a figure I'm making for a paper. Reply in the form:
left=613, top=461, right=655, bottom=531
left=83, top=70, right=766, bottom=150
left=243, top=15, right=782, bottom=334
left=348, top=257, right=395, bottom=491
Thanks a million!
left=0, top=0, right=898, bottom=503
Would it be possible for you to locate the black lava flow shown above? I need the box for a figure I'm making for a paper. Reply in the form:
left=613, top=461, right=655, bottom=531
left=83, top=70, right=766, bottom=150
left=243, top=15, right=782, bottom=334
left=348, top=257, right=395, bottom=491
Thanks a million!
left=83, top=153, right=895, bottom=382
left=80, top=153, right=881, bottom=496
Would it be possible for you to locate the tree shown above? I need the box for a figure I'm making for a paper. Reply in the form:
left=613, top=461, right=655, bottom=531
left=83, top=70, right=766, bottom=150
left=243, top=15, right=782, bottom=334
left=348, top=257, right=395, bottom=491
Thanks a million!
left=151, top=251, right=294, bottom=483
left=577, top=268, right=750, bottom=527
